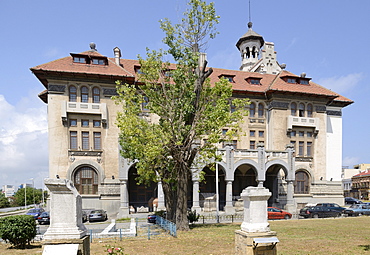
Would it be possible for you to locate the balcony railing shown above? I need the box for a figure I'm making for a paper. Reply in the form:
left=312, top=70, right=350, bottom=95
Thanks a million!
left=287, top=116, right=319, bottom=132
left=61, top=101, right=107, bottom=123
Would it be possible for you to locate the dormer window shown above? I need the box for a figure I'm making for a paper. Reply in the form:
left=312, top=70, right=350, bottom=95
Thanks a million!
left=219, top=75, right=235, bottom=83
left=299, top=79, right=309, bottom=85
left=287, top=78, right=296, bottom=84
left=134, top=66, right=143, bottom=74
left=73, top=57, right=86, bottom=63
left=92, top=58, right=106, bottom=65
left=246, top=77, right=262, bottom=85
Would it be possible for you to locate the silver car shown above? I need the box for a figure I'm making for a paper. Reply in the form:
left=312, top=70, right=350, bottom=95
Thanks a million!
left=88, top=209, right=108, bottom=222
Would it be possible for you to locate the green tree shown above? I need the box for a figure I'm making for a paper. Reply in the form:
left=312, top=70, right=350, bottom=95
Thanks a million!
left=13, top=187, right=43, bottom=206
left=115, top=0, right=248, bottom=230
left=0, top=192, right=10, bottom=208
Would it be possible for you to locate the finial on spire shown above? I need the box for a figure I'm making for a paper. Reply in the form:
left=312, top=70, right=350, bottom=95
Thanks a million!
left=248, top=21, right=253, bottom=29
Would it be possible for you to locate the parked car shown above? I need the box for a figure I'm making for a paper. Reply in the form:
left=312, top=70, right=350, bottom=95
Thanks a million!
left=88, top=209, right=108, bottom=222
left=37, top=211, right=50, bottom=225
left=344, top=204, right=370, bottom=216
left=299, top=206, right=342, bottom=218
left=267, top=207, right=292, bottom=220
left=147, top=214, right=156, bottom=223
left=26, top=208, right=45, bottom=219
left=345, top=197, right=363, bottom=205
left=316, top=203, right=345, bottom=213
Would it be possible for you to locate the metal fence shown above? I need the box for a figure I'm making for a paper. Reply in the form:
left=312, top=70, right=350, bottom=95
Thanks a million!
left=155, top=216, right=177, bottom=237
left=198, top=214, right=244, bottom=224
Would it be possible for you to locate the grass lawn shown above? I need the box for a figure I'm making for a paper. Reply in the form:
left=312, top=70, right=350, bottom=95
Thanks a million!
left=1, top=217, right=370, bottom=254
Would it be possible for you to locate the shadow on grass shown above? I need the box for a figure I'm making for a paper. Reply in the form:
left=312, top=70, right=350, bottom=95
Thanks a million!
left=359, top=245, right=370, bottom=251
left=189, top=223, right=235, bottom=230
left=6, top=244, right=42, bottom=250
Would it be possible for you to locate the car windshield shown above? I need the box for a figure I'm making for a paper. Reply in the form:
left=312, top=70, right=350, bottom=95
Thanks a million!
left=350, top=205, right=360, bottom=209
left=90, top=210, right=102, bottom=214
left=28, top=209, right=37, bottom=213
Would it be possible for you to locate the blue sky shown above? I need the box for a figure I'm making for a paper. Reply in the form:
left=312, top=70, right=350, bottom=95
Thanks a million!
left=0, top=0, right=369, bottom=189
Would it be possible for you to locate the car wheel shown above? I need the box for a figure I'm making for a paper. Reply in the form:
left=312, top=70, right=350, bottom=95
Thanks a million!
left=284, top=215, right=290, bottom=220
left=312, top=214, right=319, bottom=219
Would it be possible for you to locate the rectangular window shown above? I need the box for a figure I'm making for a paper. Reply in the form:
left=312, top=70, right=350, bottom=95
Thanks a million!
left=307, top=142, right=312, bottom=156
left=70, top=119, right=77, bottom=127
left=300, top=79, right=309, bottom=85
left=250, top=141, right=256, bottom=150
left=93, top=120, right=101, bottom=127
left=70, top=131, right=77, bottom=149
left=299, top=131, right=304, bottom=137
left=298, top=141, right=304, bottom=156
left=291, top=130, right=296, bottom=137
left=222, top=129, right=228, bottom=135
left=73, top=57, right=86, bottom=63
left=250, top=130, right=255, bottom=137
left=82, top=132, right=89, bottom=150
left=94, top=132, right=101, bottom=150
left=82, top=120, right=89, bottom=127
left=287, top=78, right=296, bottom=84
left=250, top=79, right=260, bottom=85
left=307, top=132, right=312, bottom=138
left=232, top=140, right=237, bottom=149
left=259, top=131, right=264, bottom=138
left=92, top=58, right=105, bottom=65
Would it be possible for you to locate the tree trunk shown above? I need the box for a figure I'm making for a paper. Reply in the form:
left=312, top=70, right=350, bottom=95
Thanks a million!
left=175, top=164, right=190, bottom=231
left=162, top=181, right=177, bottom=222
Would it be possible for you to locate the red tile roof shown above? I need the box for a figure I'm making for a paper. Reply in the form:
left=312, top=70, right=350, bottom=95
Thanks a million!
left=30, top=50, right=353, bottom=105
left=353, top=170, right=370, bottom=178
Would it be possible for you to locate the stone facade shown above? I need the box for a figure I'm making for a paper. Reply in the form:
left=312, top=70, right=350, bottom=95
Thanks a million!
left=31, top=24, right=353, bottom=217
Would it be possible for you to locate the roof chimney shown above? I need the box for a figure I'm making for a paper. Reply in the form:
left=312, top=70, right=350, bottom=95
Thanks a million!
left=113, top=47, right=121, bottom=66
left=301, top=72, right=306, bottom=78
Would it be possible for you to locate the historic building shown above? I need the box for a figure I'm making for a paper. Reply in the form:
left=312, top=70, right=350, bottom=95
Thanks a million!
left=31, top=23, right=353, bottom=217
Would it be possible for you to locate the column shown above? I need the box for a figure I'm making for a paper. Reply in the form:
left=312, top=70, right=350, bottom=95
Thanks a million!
left=285, top=144, right=296, bottom=213
left=224, top=181, right=235, bottom=214
left=118, top=180, right=129, bottom=218
left=157, top=181, right=166, bottom=211
left=191, top=180, right=201, bottom=214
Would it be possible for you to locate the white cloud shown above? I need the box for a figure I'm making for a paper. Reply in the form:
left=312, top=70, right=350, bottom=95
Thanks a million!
left=0, top=94, right=48, bottom=189
left=318, top=73, right=363, bottom=94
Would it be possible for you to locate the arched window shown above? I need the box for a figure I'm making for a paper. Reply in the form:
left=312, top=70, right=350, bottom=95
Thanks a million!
left=258, top=103, right=264, bottom=118
left=81, top=86, right=89, bottom=103
left=299, top=103, right=305, bottom=117
left=294, top=171, right=309, bottom=194
left=250, top=103, right=256, bottom=117
left=69, top=86, right=77, bottom=102
left=291, top=102, right=297, bottom=116
left=74, top=166, right=98, bottom=195
left=307, top=104, right=313, bottom=117
left=93, top=87, right=100, bottom=103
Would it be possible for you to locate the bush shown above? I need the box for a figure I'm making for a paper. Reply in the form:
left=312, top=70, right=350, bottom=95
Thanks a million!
left=0, top=215, right=36, bottom=249
left=187, top=210, right=200, bottom=223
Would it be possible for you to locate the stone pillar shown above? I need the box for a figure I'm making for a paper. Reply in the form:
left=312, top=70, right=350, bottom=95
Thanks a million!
left=257, top=143, right=266, bottom=185
left=43, top=179, right=87, bottom=240
left=43, top=178, right=90, bottom=255
left=235, top=186, right=279, bottom=255
left=118, top=180, right=129, bottom=218
left=191, top=180, right=201, bottom=214
left=157, top=181, right=166, bottom=211
left=224, top=181, right=235, bottom=214
left=285, top=144, right=296, bottom=213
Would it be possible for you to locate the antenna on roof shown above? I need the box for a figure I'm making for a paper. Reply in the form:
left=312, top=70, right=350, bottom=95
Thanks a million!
left=249, top=0, right=251, bottom=23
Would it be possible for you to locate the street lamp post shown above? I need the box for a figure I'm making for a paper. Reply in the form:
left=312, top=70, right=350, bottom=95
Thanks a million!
left=24, top=183, right=27, bottom=210
left=31, top=178, right=35, bottom=206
